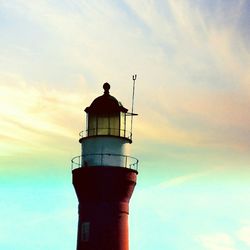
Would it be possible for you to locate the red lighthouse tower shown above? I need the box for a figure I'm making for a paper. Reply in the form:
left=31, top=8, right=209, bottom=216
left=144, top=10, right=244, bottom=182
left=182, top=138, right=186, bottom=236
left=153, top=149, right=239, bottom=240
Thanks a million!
left=71, top=83, right=138, bottom=250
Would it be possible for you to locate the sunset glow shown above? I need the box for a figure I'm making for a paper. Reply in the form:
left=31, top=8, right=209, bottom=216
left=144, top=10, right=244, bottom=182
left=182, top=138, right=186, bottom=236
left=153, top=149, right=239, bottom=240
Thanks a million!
left=1, top=1, right=250, bottom=249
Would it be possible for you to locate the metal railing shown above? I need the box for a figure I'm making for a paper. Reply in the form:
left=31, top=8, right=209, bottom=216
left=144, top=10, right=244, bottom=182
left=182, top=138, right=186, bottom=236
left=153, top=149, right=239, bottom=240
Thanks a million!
left=71, top=153, right=138, bottom=171
left=79, top=128, right=132, bottom=140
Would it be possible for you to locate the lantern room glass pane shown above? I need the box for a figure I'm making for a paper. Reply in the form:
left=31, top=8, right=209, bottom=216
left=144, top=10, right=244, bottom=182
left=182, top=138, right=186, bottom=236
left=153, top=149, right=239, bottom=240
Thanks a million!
left=87, top=113, right=124, bottom=137
left=110, top=115, right=119, bottom=136
left=120, top=112, right=125, bottom=137
left=88, top=115, right=96, bottom=136
left=97, top=116, right=109, bottom=135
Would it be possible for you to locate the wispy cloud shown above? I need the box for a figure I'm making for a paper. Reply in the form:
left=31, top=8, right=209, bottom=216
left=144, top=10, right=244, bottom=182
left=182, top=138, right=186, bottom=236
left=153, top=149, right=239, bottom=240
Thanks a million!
left=0, top=73, right=90, bottom=156
left=158, top=170, right=214, bottom=189
left=124, top=0, right=250, bottom=153
left=1, top=0, right=250, bottom=168
left=1, top=2, right=250, bottom=250
left=198, top=233, right=236, bottom=250
left=197, top=224, right=250, bottom=250
left=237, top=226, right=250, bottom=246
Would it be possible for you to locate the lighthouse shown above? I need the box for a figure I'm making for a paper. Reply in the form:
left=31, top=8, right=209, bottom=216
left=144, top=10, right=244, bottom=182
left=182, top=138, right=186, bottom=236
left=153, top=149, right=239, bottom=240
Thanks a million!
left=71, top=82, right=138, bottom=250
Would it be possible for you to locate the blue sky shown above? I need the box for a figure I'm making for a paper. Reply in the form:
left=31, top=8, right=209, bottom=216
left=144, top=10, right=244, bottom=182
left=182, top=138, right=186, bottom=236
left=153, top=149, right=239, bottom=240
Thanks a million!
left=1, top=1, right=250, bottom=249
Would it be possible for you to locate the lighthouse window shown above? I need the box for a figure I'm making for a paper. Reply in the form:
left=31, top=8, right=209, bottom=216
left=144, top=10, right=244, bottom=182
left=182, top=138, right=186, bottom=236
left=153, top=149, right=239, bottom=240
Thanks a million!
left=88, top=115, right=97, bottom=136
left=97, top=116, right=109, bottom=135
left=120, top=112, right=126, bottom=137
left=81, top=222, right=90, bottom=242
left=87, top=113, right=121, bottom=137
left=109, top=115, right=119, bottom=136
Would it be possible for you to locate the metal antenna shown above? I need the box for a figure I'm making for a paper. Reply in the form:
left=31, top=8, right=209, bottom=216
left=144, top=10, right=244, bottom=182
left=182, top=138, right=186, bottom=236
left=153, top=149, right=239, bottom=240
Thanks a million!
left=130, top=74, right=137, bottom=139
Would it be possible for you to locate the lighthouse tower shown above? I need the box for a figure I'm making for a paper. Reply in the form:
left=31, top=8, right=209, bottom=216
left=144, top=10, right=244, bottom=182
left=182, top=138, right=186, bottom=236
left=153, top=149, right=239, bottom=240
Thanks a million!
left=71, top=83, right=138, bottom=250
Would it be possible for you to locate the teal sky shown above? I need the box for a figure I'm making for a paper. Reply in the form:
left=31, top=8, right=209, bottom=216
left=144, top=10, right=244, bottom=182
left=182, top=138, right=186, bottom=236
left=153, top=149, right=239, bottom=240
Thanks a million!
left=1, top=1, right=250, bottom=249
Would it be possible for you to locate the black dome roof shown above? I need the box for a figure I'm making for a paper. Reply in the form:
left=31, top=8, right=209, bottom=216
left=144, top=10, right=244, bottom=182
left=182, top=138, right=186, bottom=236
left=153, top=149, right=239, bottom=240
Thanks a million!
left=85, top=83, right=128, bottom=114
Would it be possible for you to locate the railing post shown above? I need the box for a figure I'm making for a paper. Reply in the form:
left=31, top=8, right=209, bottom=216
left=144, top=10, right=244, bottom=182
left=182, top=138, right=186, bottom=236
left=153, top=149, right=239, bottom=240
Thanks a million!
left=125, top=155, right=128, bottom=168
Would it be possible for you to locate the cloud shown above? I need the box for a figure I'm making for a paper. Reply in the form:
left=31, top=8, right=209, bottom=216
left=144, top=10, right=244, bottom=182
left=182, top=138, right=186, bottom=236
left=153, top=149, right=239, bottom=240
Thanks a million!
left=1, top=2, right=250, bottom=250
left=198, top=225, right=250, bottom=250
left=158, top=170, right=214, bottom=189
left=0, top=73, right=90, bottom=156
left=1, top=1, right=250, bottom=166
left=124, top=0, right=250, bottom=153
left=237, top=226, right=250, bottom=246
left=198, top=233, right=236, bottom=250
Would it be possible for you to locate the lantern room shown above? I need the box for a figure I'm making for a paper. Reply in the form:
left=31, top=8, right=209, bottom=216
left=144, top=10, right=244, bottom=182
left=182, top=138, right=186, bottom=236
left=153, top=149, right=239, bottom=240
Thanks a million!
left=84, top=82, right=130, bottom=139
left=72, top=82, right=138, bottom=170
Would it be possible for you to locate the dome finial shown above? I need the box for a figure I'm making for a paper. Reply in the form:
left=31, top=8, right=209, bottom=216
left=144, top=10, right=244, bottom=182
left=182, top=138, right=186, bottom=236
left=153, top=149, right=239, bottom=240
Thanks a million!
left=103, top=82, right=110, bottom=95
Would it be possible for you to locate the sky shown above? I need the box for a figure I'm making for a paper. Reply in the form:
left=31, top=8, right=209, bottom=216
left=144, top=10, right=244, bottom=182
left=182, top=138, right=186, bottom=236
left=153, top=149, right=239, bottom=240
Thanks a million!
left=0, top=0, right=250, bottom=249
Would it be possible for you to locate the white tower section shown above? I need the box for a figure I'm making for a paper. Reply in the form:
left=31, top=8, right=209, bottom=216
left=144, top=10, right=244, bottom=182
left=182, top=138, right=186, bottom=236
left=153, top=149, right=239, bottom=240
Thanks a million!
left=78, top=83, right=136, bottom=169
